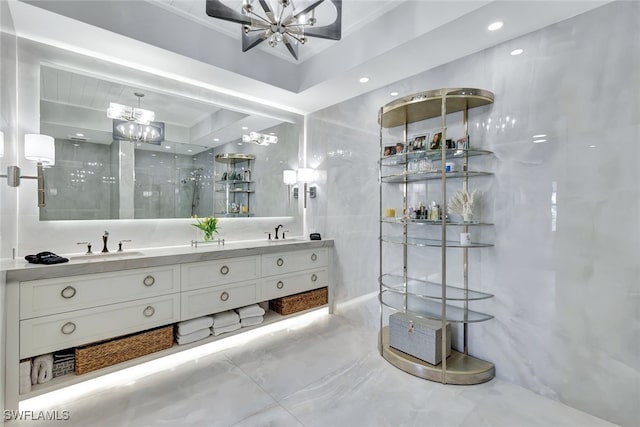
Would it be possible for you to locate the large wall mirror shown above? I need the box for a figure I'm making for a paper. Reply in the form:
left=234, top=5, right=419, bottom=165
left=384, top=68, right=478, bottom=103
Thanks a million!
left=38, top=63, right=301, bottom=220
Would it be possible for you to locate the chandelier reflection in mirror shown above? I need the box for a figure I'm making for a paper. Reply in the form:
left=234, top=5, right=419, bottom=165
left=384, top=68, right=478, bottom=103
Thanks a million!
left=242, top=131, right=278, bottom=146
left=108, top=93, right=165, bottom=144
left=205, top=0, right=342, bottom=60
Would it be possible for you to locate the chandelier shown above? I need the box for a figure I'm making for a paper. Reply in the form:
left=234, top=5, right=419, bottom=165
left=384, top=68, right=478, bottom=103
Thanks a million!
left=205, top=0, right=342, bottom=60
left=108, top=93, right=165, bottom=144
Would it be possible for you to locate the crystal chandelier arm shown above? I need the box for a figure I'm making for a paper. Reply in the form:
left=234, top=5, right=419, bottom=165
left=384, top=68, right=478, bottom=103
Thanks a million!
left=242, top=29, right=269, bottom=52
left=291, top=0, right=324, bottom=20
left=247, top=9, right=272, bottom=26
left=206, top=0, right=252, bottom=25
left=301, top=0, right=341, bottom=40
left=257, top=0, right=276, bottom=23
left=282, top=33, right=299, bottom=60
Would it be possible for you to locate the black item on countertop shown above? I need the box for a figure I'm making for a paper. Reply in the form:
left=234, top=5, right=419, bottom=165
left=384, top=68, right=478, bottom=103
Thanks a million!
left=309, top=233, right=322, bottom=240
left=25, top=251, right=69, bottom=265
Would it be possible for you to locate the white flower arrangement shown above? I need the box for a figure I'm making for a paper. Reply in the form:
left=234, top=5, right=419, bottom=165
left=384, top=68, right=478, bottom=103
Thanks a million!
left=448, top=190, right=478, bottom=222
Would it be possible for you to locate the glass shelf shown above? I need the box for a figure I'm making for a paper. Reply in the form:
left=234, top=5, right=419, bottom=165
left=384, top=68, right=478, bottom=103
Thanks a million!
left=215, top=212, right=254, bottom=217
left=380, top=274, right=493, bottom=301
left=382, top=218, right=492, bottom=226
left=380, top=148, right=493, bottom=166
left=381, top=170, right=492, bottom=183
left=380, top=290, right=493, bottom=323
left=381, top=235, right=493, bottom=248
left=215, top=180, right=253, bottom=184
left=215, top=189, right=255, bottom=193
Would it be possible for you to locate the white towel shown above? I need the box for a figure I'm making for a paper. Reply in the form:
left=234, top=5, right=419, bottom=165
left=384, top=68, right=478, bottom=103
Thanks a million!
left=212, top=310, right=240, bottom=328
left=177, top=316, right=214, bottom=336
left=236, top=304, right=265, bottom=319
left=240, top=315, right=264, bottom=328
left=31, top=354, right=53, bottom=385
left=176, top=328, right=211, bottom=345
left=211, top=322, right=241, bottom=336
left=20, top=360, right=32, bottom=394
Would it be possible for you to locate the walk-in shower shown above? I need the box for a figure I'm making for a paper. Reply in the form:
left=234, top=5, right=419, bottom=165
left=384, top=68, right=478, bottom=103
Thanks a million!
left=181, top=167, right=204, bottom=217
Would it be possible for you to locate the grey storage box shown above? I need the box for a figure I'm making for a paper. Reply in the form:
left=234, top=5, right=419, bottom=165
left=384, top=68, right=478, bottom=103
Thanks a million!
left=389, top=312, right=451, bottom=365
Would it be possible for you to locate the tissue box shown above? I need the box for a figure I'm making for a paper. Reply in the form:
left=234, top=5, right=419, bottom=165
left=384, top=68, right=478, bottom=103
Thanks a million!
left=389, top=312, right=451, bottom=365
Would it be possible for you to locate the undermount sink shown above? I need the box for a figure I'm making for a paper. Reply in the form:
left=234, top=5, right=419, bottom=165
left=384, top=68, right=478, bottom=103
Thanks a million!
left=268, top=238, right=304, bottom=244
left=71, top=251, right=145, bottom=260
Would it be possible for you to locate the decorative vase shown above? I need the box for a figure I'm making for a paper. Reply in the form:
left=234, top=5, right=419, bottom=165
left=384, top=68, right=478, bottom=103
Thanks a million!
left=463, top=213, right=473, bottom=222
left=203, top=232, right=213, bottom=241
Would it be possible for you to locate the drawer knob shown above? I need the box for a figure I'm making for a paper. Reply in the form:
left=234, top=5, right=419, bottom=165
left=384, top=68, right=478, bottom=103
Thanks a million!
left=276, top=280, right=284, bottom=289
left=220, top=291, right=230, bottom=302
left=220, top=265, right=230, bottom=275
left=60, top=286, right=77, bottom=299
left=143, top=306, right=155, bottom=317
left=61, top=322, right=76, bottom=335
left=276, top=258, right=284, bottom=267
left=311, top=274, right=318, bottom=282
left=311, top=253, right=317, bottom=261
left=143, top=275, right=156, bottom=287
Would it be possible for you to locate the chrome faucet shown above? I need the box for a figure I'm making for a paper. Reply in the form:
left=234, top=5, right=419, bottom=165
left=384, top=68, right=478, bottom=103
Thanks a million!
left=274, top=224, right=283, bottom=240
left=102, top=230, right=109, bottom=253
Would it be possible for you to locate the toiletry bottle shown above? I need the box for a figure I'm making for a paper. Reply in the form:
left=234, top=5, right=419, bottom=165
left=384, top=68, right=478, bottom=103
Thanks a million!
left=430, top=201, right=439, bottom=221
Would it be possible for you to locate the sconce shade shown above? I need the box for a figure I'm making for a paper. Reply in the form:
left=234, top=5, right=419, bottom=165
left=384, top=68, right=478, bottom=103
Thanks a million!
left=0, top=130, right=4, bottom=158
left=297, top=168, right=314, bottom=182
left=283, top=169, right=297, bottom=185
left=24, top=134, right=55, bottom=165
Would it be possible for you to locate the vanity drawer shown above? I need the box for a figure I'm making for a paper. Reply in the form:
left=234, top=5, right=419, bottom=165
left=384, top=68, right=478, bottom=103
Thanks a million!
left=261, top=269, right=328, bottom=301
left=19, top=294, right=180, bottom=359
left=181, top=280, right=258, bottom=321
left=181, top=256, right=260, bottom=291
left=20, top=266, right=180, bottom=319
left=261, top=248, right=328, bottom=277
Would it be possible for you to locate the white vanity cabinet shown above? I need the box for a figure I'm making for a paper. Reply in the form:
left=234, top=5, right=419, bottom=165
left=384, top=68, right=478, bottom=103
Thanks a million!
left=3, top=241, right=333, bottom=412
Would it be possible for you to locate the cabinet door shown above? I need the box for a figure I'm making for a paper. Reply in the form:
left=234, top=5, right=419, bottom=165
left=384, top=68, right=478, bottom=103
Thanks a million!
left=261, top=248, right=328, bottom=277
left=181, top=256, right=260, bottom=291
left=181, top=280, right=259, bottom=321
left=20, top=294, right=180, bottom=359
left=261, top=269, right=328, bottom=301
left=20, top=266, right=180, bottom=319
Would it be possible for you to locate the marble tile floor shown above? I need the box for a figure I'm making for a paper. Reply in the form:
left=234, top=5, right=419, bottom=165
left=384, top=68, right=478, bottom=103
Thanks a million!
left=14, top=314, right=617, bottom=427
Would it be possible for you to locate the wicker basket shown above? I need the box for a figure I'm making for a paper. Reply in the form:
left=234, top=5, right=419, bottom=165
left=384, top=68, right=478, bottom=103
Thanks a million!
left=269, top=287, right=328, bottom=315
left=75, top=325, right=173, bottom=375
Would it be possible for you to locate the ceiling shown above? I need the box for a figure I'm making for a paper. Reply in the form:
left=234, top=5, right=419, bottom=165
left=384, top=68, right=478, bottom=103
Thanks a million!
left=11, top=1, right=611, bottom=114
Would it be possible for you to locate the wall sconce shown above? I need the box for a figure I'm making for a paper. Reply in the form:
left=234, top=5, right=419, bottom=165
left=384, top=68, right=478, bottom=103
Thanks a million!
left=283, top=169, right=297, bottom=208
left=296, top=167, right=316, bottom=209
left=0, top=133, right=55, bottom=207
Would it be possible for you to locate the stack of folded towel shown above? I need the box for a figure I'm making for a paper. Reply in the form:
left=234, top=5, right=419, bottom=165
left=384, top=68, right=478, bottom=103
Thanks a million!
left=31, top=354, right=53, bottom=385
left=175, top=316, right=213, bottom=345
left=20, top=360, right=32, bottom=394
left=211, top=310, right=241, bottom=336
left=236, top=304, right=265, bottom=328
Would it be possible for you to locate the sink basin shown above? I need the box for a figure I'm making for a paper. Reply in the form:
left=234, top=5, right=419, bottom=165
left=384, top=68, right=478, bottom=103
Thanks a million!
left=71, top=251, right=145, bottom=261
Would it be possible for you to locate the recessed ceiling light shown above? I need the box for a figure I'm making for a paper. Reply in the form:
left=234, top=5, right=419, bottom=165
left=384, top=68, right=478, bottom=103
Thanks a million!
left=151, top=154, right=156, bottom=157
left=488, top=22, right=503, bottom=31
left=269, top=132, right=275, bottom=135
left=237, top=142, right=243, bottom=146
left=73, top=143, right=80, bottom=147
left=75, top=133, right=84, bottom=137
left=165, top=145, right=171, bottom=149
left=510, top=48, right=524, bottom=56
left=187, top=149, right=192, bottom=153
left=359, top=77, right=369, bottom=83
left=588, top=145, right=597, bottom=148
left=532, top=139, right=547, bottom=144
left=532, top=134, right=547, bottom=138
left=390, top=91, right=399, bottom=96
left=241, top=126, right=248, bottom=130
left=213, top=138, right=220, bottom=142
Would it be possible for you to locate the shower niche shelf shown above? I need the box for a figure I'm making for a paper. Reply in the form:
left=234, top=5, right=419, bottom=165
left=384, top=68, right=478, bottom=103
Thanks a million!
left=214, top=153, right=255, bottom=217
left=377, top=87, right=496, bottom=385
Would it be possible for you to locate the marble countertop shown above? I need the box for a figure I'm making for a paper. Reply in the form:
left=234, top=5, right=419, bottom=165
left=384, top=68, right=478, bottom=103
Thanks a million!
left=2, top=238, right=334, bottom=282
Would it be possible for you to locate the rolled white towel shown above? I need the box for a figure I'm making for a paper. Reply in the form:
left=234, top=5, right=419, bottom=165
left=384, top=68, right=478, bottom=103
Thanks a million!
left=20, top=360, right=31, bottom=394
left=212, top=310, right=240, bottom=328
left=176, top=328, right=211, bottom=345
left=236, top=304, right=265, bottom=319
left=177, top=316, right=214, bottom=336
left=31, top=354, right=53, bottom=385
left=240, top=315, right=264, bottom=328
left=211, top=322, right=241, bottom=336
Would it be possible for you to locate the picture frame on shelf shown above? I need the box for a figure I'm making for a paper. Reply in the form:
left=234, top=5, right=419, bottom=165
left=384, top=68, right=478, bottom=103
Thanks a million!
left=395, top=142, right=405, bottom=154
left=430, top=131, right=443, bottom=150
left=409, top=134, right=428, bottom=152
left=456, top=135, right=469, bottom=150
left=383, top=146, right=396, bottom=156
